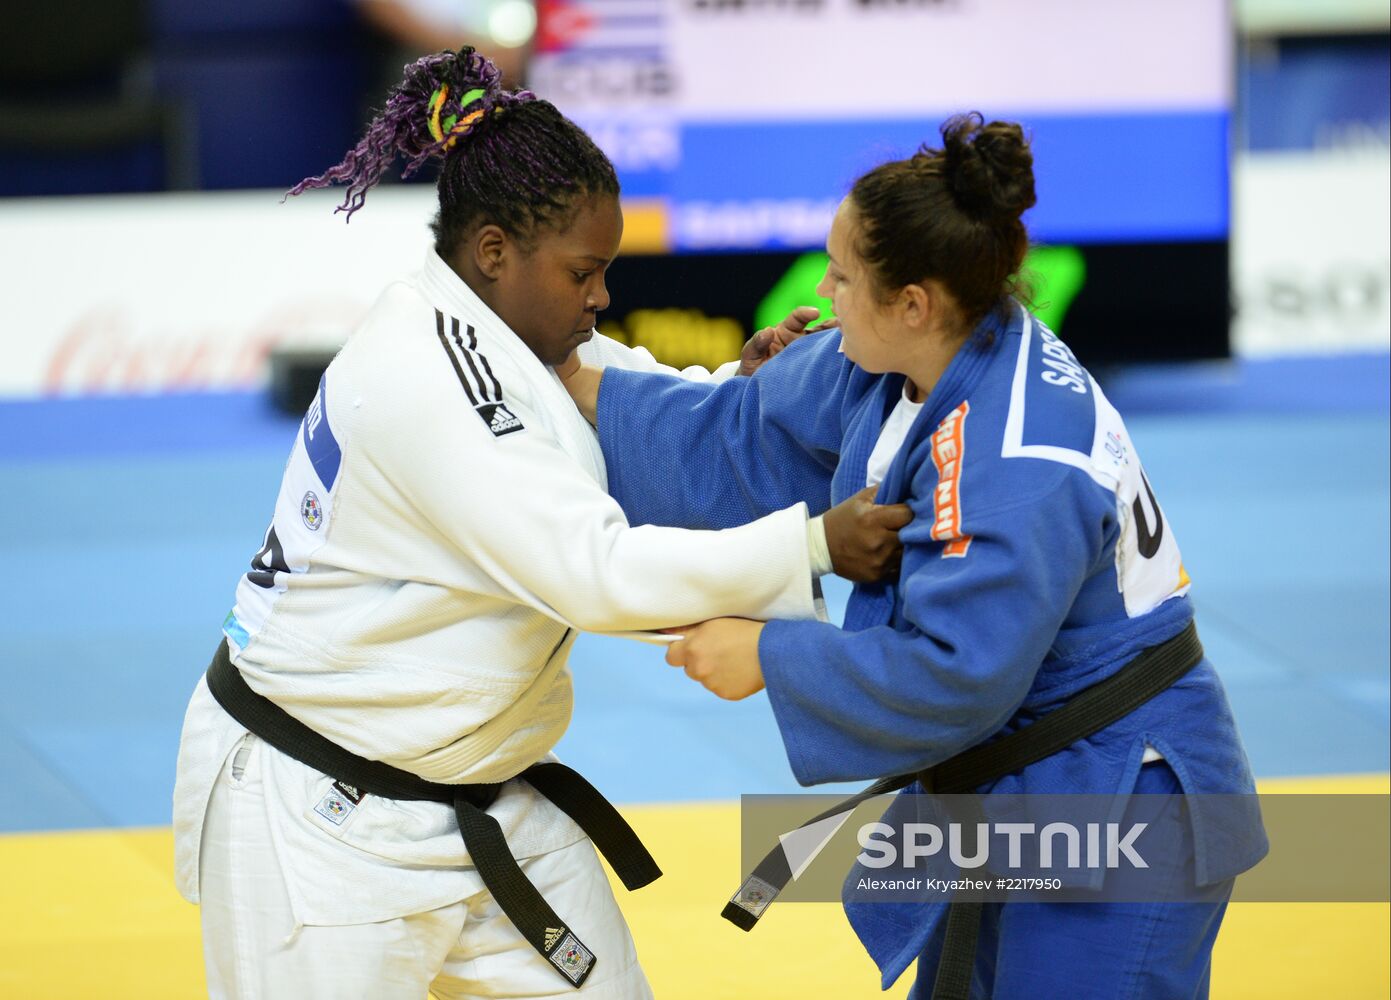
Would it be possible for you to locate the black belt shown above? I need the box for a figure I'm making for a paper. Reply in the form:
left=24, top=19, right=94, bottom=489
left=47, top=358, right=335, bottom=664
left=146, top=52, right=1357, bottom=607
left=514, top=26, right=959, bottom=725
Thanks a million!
left=206, top=641, right=661, bottom=990
left=722, top=620, right=1205, bottom=1000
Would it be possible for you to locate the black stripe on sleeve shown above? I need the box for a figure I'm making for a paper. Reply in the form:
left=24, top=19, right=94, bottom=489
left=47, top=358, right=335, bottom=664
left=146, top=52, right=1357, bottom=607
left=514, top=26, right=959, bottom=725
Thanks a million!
left=436, top=309, right=479, bottom=406
left=452, top=317, right=494, bottom=403
left=465, top=324, right=505, bottom=401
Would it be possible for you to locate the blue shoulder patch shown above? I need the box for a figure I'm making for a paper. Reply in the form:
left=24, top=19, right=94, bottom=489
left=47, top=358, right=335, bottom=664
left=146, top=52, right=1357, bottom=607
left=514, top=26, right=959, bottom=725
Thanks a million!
left=1020, top=324, right=1096, bottom=456
left=302, top=374, right=342, bottom=489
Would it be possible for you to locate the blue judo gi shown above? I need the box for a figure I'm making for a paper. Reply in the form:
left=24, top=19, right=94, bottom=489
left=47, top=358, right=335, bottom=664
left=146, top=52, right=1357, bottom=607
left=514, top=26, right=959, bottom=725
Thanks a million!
left=595, top=305, right=1267, bottom=997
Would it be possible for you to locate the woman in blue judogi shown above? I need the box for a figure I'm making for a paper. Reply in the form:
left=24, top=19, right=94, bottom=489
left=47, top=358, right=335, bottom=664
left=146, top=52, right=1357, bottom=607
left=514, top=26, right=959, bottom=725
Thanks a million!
left=560, top=114, right=1267, bottom=998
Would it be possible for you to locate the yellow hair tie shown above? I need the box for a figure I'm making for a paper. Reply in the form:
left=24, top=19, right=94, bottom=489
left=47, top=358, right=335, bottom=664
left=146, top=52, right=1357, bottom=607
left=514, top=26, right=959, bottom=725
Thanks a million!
left=428, top=84, right=450, bottom=143
left=428, top=85, right=491, bottom=148
left=443, top=110, right=486, bottom=150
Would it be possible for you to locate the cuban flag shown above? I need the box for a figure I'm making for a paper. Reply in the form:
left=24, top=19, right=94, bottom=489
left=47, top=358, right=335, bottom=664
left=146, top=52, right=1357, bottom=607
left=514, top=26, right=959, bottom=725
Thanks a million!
left=537, top=0, right=666, bottom=59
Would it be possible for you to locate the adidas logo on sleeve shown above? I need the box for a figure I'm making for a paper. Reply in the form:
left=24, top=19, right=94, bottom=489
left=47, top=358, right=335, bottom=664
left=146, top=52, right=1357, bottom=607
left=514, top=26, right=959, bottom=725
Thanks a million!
left=477, top=402, right=524, bottom=437
left=434, top=310, right=527, bottom=439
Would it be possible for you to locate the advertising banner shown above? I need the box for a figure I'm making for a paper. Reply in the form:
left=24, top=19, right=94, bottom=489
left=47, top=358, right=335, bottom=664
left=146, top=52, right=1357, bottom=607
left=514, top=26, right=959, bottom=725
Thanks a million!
left=1232, top=152, right=1390, bottom=355
left=0, top=188, right=436, bottom=398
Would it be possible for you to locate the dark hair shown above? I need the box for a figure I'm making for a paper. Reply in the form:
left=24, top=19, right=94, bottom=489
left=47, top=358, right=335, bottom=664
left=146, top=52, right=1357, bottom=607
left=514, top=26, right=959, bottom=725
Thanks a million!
left=849, top=112, right=1036, bottom=326
left=286, top=48, right=619, bottom=255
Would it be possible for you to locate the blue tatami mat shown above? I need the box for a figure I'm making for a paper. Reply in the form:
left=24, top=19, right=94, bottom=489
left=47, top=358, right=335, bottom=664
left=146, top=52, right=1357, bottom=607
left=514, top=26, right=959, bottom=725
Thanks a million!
left=1, top=354, right=1387, bottom=833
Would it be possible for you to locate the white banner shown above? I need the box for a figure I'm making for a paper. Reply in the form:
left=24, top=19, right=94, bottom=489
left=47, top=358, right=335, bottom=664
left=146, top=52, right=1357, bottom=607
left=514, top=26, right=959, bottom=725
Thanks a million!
left=0, top=187, right=438, bottom=397
left=535, top=0, right=1230, bottom=117
left=1, top=147, right=1385, bottom=400
left=668, top=0, right=1229, bottom=119
left=1232, top=151, right=1391, bottom=356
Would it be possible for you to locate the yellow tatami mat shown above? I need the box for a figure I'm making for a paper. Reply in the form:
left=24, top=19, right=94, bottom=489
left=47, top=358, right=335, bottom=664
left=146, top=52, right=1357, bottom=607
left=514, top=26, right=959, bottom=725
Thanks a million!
left=1, top=775, right=1386, bottom=999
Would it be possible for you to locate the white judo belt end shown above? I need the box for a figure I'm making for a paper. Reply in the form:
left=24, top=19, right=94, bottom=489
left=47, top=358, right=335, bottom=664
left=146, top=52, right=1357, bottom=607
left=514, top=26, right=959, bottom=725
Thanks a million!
left=722, top=875, right=779, bottom=931
left=545, top=927, right=595, bottom=987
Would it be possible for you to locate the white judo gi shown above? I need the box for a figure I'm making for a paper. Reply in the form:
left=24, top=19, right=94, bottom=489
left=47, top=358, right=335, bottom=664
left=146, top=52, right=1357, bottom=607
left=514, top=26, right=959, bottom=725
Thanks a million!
left=172, top=248, right=820, bottom=999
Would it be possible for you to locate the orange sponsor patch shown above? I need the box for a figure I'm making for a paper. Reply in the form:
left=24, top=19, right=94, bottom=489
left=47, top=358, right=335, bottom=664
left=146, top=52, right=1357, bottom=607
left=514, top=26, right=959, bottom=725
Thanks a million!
left=930, top=401, right=973, bottom=559
left=942, top=537, right=972, bottom=558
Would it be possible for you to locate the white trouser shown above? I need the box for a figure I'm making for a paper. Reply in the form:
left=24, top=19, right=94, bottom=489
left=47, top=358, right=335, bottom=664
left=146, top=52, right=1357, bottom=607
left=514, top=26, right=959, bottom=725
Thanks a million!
left=198, top=736, right=653, bottom=1000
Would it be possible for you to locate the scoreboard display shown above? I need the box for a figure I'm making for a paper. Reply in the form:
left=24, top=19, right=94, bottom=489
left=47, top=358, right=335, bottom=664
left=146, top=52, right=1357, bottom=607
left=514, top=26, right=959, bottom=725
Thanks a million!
left=531, top=0, right=1231, bottom=251
left=529, top=0, right=1234, bottom=364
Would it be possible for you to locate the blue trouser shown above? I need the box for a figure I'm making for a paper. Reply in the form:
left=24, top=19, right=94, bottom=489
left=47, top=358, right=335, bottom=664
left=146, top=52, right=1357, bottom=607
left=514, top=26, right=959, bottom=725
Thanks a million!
left=909, top=762, right=1234, bottom=1000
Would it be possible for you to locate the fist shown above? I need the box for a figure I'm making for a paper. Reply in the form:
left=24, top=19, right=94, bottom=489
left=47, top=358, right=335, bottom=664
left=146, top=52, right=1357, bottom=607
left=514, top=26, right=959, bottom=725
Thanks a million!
left=822, top=485, right=913, bottom=583
left=665, top=619, right=766, bottom=700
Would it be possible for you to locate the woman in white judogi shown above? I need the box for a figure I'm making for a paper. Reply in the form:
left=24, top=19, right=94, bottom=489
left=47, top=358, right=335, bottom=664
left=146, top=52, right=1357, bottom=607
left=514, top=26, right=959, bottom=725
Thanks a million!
left=173, top=47, right=907, bottom=1000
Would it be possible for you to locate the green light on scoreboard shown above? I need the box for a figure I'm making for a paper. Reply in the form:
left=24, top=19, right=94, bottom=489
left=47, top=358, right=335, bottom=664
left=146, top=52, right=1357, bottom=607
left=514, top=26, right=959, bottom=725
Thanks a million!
left=756, top=253, right=834, bottom=333
left=757, top=245, right=1088, bottom=335
left=1025, top=245, right=1087, bottom=332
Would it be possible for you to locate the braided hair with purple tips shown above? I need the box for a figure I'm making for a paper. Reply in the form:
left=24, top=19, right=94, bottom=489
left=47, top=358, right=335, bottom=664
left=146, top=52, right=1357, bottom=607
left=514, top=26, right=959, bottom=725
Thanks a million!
left=286, top=48, right=619, bottom=257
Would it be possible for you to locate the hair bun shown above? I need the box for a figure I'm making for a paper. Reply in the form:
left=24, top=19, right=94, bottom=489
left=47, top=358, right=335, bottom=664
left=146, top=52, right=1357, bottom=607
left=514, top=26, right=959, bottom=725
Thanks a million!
left=938, top=112, right=1036, bottom=224
left=285, top=46, right=538, bottom=221
left=396, top=47, right=512, bottom=157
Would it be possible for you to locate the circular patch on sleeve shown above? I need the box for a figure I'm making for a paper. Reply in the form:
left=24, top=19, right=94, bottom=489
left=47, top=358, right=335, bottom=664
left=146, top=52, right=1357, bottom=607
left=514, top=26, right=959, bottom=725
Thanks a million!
left=300, top=491, right=324, bottom=530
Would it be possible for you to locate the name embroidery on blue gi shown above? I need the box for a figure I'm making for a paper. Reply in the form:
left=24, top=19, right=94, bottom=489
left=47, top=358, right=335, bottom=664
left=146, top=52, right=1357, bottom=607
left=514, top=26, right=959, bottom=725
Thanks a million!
left=1038, top=327, right=1088, bottom=395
